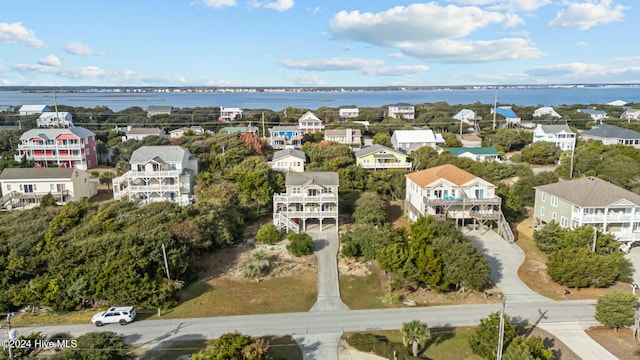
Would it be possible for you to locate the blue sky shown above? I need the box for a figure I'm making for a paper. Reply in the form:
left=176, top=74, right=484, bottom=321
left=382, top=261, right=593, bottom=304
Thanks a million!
left=0, top=0, right=637, bottom=87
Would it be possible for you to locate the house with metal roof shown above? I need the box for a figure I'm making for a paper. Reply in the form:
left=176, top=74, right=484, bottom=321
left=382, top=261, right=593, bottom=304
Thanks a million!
left=621, top=109, right=640, bottom=122
left=36, top=111, right=73, bottom=128
left=269, top=148, right=306, bottom=172
left=391, top=129, right=445, bottom=154
left=453, top=109, right=482, bottom=125
left=15, top=127, right=98, bottom=170
left=533, top=176, right=640, bottom=246
left=18, top=105, right=50, bottom=116
left=442, top=147, right=501, bottom=162
left=112, top=145, right=198, bottom=206
left=532, top=124, right=576, bottom=151
left=404, top=164, right=513, bottom=242
left=0, top=167, right=97, bottom=209
left=122, top=127, right=166, bottom=141
left=169, top=126, right=206, bottom=139
left=580, top=124, right=640, bottom=149
left=578, top=108, right=608, bottom=122
left=273, top=172, right=339, bottom=233
left=491, top=106, right=521, bottom=127
left=354, top=144, right=411, bottom=169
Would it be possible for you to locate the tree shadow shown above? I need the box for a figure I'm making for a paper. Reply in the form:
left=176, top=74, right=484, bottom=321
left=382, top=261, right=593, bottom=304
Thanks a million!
left=135, top=334, right=207, bottom=360
left=423, top=327, right=455, bottom=349
left=467, top=234, right=504, bottom=284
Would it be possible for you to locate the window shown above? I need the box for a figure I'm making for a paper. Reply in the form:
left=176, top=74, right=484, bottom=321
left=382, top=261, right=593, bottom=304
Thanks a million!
left=541, top=192, right=546, bottom=201
left=540, top=207, right=545, bottom=216
left=560, top=216, right=568, bottom=227
left=6, top=185, right=10, bottom=192
left=551, top=196, right=558, bottom=207
left=50, top=184, right=55, bottom=190
left=292, top=186, right=301, bottom=194
left=552, top=212, right=557, bottom=220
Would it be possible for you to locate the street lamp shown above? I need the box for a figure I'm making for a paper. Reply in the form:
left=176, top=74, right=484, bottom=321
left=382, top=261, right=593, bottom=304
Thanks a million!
left=5, top=312, right=16, bottom=360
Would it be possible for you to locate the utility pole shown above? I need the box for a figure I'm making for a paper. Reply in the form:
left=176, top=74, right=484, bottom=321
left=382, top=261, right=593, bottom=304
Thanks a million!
left=492, top=90, right=498, bottom=130
left=592, top=228, right=598, bottom=252
left=6, top=312, right=15, bottom=360
left=497, top=296, right=507, bottom=360
left=569, top=143, right=575, bottom=178
left=161, top=244, right=171, bottom=280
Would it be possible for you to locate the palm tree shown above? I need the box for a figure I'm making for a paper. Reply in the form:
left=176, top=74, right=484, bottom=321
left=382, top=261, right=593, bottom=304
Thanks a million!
left=402, top=319, right=430, bottom=357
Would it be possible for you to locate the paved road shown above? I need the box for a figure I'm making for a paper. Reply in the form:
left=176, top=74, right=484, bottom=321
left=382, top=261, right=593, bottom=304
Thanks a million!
left=8, top=228, right=618, bottom=359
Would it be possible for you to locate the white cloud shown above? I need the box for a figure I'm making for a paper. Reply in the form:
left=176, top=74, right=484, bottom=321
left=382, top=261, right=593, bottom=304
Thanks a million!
left=252, top=0, right=294, bottom=12
left=329, top=3, right=543, bottom=63
left=64, top=41, right=105, bottom=56
left=38, top=54, right=61, bottom=67
left=11, top=62, right=187, bottom=85
left=0, top=78, right=8, bottom=85
left=200, top=0, right=237, bottom=9
left=549, top=0, right=627, bottom=30
left=361, top=65, right=429, bottom=76
left=279, top=57, right=384, bottom=71
left=284, top=74, right=325, bottom=86
left=450, top=0, right=551, bottom=11
left=526, top=61, right=640, bottom=83
left=577, top=41, right=588, bottom=46
left=0, top=22, right=44, bottom=48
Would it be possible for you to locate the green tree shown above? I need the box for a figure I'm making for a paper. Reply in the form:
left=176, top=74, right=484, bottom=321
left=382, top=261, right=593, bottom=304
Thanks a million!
left=595, top=291, right=637, bottom=330
left=99, top=171, right=116, bottom=186
left=469, top=312, right=517, bottom=360
left=353, top=191, right=387, bottom=226
left=503, top=336, right=554, bottom=360
left=532, top=221, right=564, bottom=254
left=255, top=224, right=282, bottom=245
left=401, top=319, right=430, bottom=357
left=372, top=132, right=392, bottom=147
left=521, top=142, right=561, bottom=165
left=547, top=247, right=619, bottom=288
left=192, top=331, right=269, bottom=360
left=55, top=332, right=132, bottom=360
left=287, top=233, right=314, bottom=256
left=40, top=192, right=57, bottom=208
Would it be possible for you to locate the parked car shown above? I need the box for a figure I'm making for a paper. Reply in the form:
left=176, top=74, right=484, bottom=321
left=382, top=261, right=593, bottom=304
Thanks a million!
left=91, top=306, right=136, bottom=326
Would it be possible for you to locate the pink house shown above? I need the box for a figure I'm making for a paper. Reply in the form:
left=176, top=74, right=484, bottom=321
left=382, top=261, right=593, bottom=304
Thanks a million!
left=15, top=127, right=98, bottom=170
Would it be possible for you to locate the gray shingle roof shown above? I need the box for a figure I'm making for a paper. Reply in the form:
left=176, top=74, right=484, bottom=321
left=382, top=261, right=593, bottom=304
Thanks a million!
left=0, top=167, right=76, bottom=180
left=273, top=148, right=306, bottom=161
left=535, top=176, right=640, bottom=207
left=130, top=146, right=189, bottom=163
left=581, top=124, right=640, bottom=140
left=539, top=124, right=572, bottom=134
left=19, top=126, right=95, bottom=140
left=126, top=127, right=164, bottom=135
left=285, top=172, right=339, bottom=186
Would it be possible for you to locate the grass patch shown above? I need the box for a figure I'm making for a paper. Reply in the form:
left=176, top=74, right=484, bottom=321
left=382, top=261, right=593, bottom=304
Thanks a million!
left=160, top=270, right=317, bottom=319
left=340, top=272, right=391, bottom=310
left=10, top=309, right=96, bottom=327
left=265, top=335, right=303, bottom=360
left=344, top=327, right=481, bottom=360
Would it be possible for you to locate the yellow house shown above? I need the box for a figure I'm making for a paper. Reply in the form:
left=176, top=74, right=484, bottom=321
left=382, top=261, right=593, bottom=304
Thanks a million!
left=355, top=144, right=412, bottom=169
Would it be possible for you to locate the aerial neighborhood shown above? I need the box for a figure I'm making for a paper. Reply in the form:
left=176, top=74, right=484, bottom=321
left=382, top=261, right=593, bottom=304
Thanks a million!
left=2, top=94, right=640, bottom=359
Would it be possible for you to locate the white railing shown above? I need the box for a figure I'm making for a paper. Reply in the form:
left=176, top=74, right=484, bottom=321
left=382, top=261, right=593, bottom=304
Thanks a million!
left=610, top=231, right=640, bottom=242
left=274, top=194, right=338, bottom=203
left=126, top=184, right=181, bottom=192
left=126, top=170, right=181, bottom=178
left=277, top=213, right=299, bottom=234
left=360, top=162, right=412, bottom=169
left=18, top=143, right=83, bottom=150
left=274, top=210, right=338, bottom=218
left=573, top=213, right=640, bottom=222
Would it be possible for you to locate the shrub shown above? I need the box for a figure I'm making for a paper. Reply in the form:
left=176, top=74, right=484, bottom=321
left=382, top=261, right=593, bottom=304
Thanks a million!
left=287, top=233, right=314, bottom=256
left=256, top=223, right=282, bottom=245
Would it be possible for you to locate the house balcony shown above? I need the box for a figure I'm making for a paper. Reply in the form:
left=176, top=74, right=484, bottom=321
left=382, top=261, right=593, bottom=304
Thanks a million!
left=125, top=184, right=182, bottom=193
left=424, top=196, right=501, bottom=206
left=610, top=230, right=640, bottom=242
left=274, top=193, right=338, bottom=203
left=572, top=212, right=640, bottom=223
left=28, top=154, right=85, bottom=161
left=126, top=170, right=181, bottom=178
left=18, top=143, right=83, bottom=150
left=274, top=210, right=338, bottom=219
left=360, top=162, right=412, bottom=169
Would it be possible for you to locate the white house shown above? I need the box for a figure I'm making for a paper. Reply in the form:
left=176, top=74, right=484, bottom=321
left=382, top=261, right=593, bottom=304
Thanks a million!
left=578, top=108, right=608, bottom=122
left=219, top=107, right=246, bottom=122
left=404, top=164, right=513, bottom=242
left=532, top=124, right=576, bottom=151
left=112, top=146, right=198, bottom=206
left=19, top=105, right=50, bottom=116
left=387, top=103, right=415, bottom=120
left=324, top=128, right=362, bottom=151
left=491, top=106, right=521, bottom=127
left=298, top=111, right=324, bottom=134
left=169, top=126, right=205, bottom=138
left=532, top=107, right=562, bottom=119
left=269, top=126, right=302, bottom=149
left=442, top=147, right=501, bottom=162
left=146, top=106, right=173, bottom=118
left=621, top=109, right=640, bottom=122
left=581, top=124, right=640, bottom=149
left=273, top=172, right=339, bottom=233
left=36, top=112, right=73, bottom=128
left=121, top=127, right=166, bottom=141
left=391, top=129, right=445, bottom=154
left=269, top=148, right=306, bottom=172
left=339, top=108, right=359, bottom=121
left=453, top=109, right=481, bottom=125
left=0, top=168, right=97, bottom=209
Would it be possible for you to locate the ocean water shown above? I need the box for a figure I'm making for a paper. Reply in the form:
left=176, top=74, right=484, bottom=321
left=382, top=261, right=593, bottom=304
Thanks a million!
left=0, top=87, right=639, bottom=112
